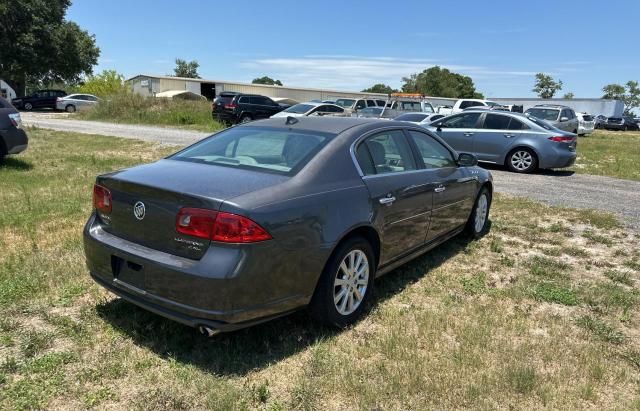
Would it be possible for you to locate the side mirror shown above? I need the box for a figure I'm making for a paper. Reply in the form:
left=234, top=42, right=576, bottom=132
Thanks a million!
left=457, top=152, right=478, bottom=167
left=560, top=116, right=569, bottom=122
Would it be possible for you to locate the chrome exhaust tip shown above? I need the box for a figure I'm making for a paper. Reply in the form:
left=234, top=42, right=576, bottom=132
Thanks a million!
left=198, top=325, right=220, bottom=337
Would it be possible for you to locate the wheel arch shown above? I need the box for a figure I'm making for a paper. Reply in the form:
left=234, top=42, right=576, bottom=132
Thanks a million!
left=323, top=224, right=381, bottom=274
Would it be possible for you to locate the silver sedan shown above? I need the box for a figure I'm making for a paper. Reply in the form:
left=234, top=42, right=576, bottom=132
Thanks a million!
left=55, top=94, right=99, bottom=113
left=424, top=110, right=577, bottom=173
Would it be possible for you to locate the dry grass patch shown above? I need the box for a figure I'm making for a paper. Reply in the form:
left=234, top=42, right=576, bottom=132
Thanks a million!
left=1, top=129, right=640, bottom=409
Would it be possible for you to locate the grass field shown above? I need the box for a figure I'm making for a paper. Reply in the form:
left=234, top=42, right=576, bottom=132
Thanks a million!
left=572, top=129, right=640, bottom=181
left=75, top=92, right=224, bottom=132
left=1, top=129, right=639, bottom=410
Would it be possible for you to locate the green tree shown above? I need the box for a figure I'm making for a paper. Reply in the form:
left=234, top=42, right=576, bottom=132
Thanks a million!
left=532, top=73, right=563, bottom=99
left=252, top=76, right=283, bottom=86
left=0, top=0, right=100, bottom=96
left=400, top=66, right=483, bottom=98
left=173, top=59, right=200, bottom=78
left=362, top=83, right=397, bottom=94
left=602, top=81, right=640, bottom=115
left=77, top=70, right=126, bottom=97
left=563, top=92, right=574, bottom=99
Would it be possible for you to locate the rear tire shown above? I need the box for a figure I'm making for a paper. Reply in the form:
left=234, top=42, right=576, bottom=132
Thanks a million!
left=506, top=148, right=538, bottom=173
left=23, top=102, right=33, bottom=111
left=466, top=187, right=491, bottom=238
left=65, top=104, right=76, bottom=113
left=239, top=114, right=253, bottom=124
left=309, top=236, right=375, bottom=328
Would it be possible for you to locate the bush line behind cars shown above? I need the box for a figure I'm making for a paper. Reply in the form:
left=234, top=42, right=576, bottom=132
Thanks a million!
left=84, top=117, right=492, bottom=335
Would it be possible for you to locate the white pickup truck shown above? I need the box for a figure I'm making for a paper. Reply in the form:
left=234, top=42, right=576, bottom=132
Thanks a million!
left=436, top=99, right=503, bottom=115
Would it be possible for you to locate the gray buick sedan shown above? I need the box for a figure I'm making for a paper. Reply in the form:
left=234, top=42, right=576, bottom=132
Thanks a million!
left=84, top=117, right=492, bottom=335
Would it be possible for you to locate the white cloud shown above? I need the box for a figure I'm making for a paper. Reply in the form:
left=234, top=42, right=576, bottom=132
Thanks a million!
left=239, top=56, right=540, bottom=90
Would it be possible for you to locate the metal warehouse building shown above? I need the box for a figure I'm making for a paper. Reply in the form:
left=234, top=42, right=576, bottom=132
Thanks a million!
left=127, top=74, right=386, bottom=102
left=127, top=74, right=624, bottom=117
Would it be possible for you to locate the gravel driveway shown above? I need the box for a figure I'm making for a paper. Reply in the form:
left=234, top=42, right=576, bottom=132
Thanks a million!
left=22, top=112, right=640, bottom=229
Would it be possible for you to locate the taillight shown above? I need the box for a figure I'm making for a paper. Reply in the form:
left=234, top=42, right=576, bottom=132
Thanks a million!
left=176, top=208, right=271, bottom=243
left=548, top=136, right=575, bottom=143
left=224, top=103, right=237, bottom=109
left=93, top=184, right=112, bottom=214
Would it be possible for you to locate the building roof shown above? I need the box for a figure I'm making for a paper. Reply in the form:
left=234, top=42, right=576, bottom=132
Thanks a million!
left=126, top=74, right=388, bottom=97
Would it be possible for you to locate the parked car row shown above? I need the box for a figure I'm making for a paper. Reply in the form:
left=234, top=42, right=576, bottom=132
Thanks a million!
left=10, top=89, right=99, bottom=112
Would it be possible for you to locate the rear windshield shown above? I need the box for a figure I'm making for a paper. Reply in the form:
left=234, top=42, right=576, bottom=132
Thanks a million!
left=395, top=113, right=428, bottom=122
left=334, top=98, right=355, bottom=108
left=283, top=104, right=314, bottom=114
left=526, top=116, right=553, bottom=130
left=215, top=95, right=234, bottom=104
left=171, top=127, right=331, bottom=174
left=582, top=114, right=593, bottom=121
left=526, top=108, right=560, bottom=121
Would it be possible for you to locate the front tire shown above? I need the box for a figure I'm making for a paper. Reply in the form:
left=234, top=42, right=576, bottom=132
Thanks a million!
left=506, top=148, right=538, bottom=173
left=309, top=237, right=375, bottom=328
left=466, top=187, right=491, bottom=238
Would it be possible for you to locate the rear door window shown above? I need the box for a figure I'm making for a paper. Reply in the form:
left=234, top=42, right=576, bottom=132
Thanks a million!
left=482, top=113, right=511, bottom=129
left=356, top=130, right=417, bottom=175
left=376, top=100, right=386, bottom=107
left=366, top=100, right=376, bottom=107
left=507, top=118, right=529, bottom=130
left=438, top=113, right=481, bottom=128
left=408, top=131, right=456, bottom=169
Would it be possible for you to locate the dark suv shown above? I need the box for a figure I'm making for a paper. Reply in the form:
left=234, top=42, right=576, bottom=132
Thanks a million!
left=604, top=116, right=640, bottom=131
left=0, top=97, right=28, bottom=162
left=11, top=89, right=67, bottom=110
left=212, top=92, right=284, bottom=125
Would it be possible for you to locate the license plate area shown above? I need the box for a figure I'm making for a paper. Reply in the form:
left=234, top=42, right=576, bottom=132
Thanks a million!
left=111, top=255, right=145, bottom=289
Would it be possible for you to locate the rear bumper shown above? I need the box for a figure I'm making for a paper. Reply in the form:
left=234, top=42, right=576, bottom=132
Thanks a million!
left=539, top=149, right=576, bottom=169
left=578, top=125, right=594, bottom=134
left=604, top=123, right=625, bottom=130
left=83, top=213, right=317, bottom=331
left=0, top=127, right=28, bottom=155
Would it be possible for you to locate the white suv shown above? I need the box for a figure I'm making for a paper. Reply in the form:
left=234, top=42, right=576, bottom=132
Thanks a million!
left=575, top=112, right=595, bottom=136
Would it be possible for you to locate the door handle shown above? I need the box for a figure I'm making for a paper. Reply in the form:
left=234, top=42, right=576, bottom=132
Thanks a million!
left=503, top=134, right=515, bottom=138
left=464, top=132, right=474, bottom=136
left=434, top=186, right=446, bottom=193
left=379, top=196, right=396, bottom=205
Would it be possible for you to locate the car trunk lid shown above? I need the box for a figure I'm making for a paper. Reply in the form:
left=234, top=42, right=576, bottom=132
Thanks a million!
left=97, top=159, right=288, bottom=259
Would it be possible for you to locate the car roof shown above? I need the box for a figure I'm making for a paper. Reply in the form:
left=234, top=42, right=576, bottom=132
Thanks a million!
left=531, top=104, right=571, bottom=109
left=240, top=116, right=385, bottom=134
left=461, top=110, right=531, bottom=120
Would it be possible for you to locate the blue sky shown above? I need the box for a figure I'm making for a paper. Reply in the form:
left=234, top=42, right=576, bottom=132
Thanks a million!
left=68, top=0, right=639, bottom=97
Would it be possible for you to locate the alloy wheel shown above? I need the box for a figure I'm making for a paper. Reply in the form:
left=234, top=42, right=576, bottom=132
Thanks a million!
left=474, top=194, right=488, bottom=233
left=510, top=150, right=533, bottom=171
left=333, top=249, right=369, bottom=316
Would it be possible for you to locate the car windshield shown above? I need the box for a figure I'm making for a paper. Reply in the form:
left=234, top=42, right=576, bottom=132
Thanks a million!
left=171, top=127, right=331, bottom=174
left=526, top=108, right=560, bottom=121
left=284, top=104, right=315, bottom=114
left=334, top=99, right=355, bottom=108
left=526, top=116, right=553, bottom=130
left=395, top=113, right=428, bottom=122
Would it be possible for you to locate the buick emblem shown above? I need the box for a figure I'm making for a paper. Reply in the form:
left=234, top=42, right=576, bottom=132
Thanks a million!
left=133, top=201, right=146, bottom=220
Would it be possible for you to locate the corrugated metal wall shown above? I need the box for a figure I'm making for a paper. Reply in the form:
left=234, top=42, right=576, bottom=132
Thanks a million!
left=490, top=98, right=624, bottom=117
left=215, top=82, right=386, bottom=102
